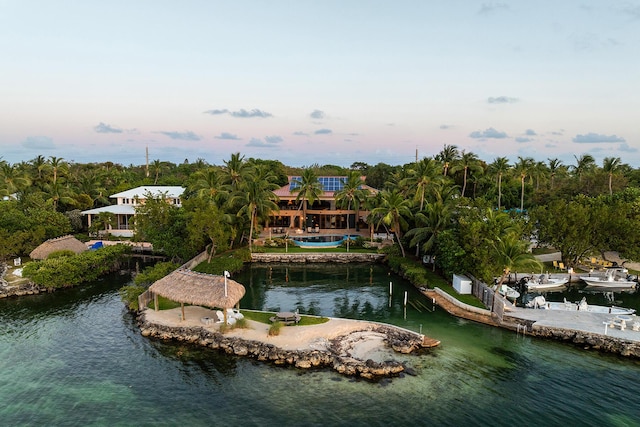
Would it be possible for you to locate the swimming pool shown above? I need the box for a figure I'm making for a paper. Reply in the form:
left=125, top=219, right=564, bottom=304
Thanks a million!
left=290, top=234, right=360, bottom=247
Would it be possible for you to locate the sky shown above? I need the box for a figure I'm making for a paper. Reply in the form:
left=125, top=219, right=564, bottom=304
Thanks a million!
left=1, top=1, right=639, bottom=169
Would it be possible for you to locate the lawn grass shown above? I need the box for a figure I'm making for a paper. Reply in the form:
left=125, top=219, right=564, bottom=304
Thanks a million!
left=423, top=269, right=487, bottom=309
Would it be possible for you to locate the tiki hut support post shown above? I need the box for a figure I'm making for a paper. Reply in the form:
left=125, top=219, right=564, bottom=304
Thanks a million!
left=181, top=303, right=185, bottom=321
left=154, top=293, right=158, bottom=311
left=148, top=268, right=246, bottom=326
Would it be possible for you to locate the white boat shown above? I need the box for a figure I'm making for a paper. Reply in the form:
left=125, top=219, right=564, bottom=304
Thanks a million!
left=526, top=296, right=636, bottom=315
left=497, top=284, right=520, bottom=300
left=580, top=268, right=637, bottom=291
left=521, top=274, right=568, bottom=292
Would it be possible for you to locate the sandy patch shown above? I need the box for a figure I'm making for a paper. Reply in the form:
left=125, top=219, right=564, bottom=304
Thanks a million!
left=144, top=306, right=389, bottom=353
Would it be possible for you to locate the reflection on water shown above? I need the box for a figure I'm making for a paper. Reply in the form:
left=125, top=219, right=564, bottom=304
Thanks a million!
left=1, top=267, right=640, bottom=426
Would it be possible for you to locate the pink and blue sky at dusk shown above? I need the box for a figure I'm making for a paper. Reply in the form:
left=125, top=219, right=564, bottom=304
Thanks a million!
left=1, top=1, right=639, bottom=168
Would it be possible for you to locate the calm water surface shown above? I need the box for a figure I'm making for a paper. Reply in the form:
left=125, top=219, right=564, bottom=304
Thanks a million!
left=1, top=265, right=639, bottom=427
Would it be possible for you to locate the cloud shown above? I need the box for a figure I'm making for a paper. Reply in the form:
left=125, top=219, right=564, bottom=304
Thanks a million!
left=440, top=124, right=453, bottom=130
left=159, top=131, right=201, bottom=141
left=246, top=137, right=279, bottom=148
left=22, top=136, right=55, bottom=149
left=619, top=143, right=638, bottom=153
left=203, top=108, right=273, bottom=118
left=515, top=137, right=532, bottom=143
left=214, top=132, right=241, bottom=140
left=293, top=131, right=309, bottom=136
left=572, top=132, right=625, bottom=143
left=525, top=129, right=537, bottom=136
left=487, top=96, right=518, bottom=104
left=203, top=109, right=229, bottom=115
left=314, top=128, right=332, bottom=135
left=622, top=4, right=640, bottom=20
left=479, top=3, right=509, bottom=14
left=310, top=109, right=325, bottom=119
left=264, top=135, right=283, bottom=144
left=94, top=122, right=123, bottom=133
left=469, top=127, right=508, bottom=139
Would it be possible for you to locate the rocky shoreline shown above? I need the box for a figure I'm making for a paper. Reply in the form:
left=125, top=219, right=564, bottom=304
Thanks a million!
left=138, top=311, right=431, bottom=379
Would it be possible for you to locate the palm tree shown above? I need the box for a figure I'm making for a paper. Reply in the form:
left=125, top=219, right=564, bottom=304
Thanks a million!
left=451, top=150, right=481, bottom=198
left=48, top=156, right=67, bottom=185
left=334, top=171, right=368, bottom=232
left=223, top=152, right=249, bottom=191
left=530, top=161, right=549, bottom=191
left=401, top=158, right=442, bottom=212
left=30, top=155, right=49, bottom=184
left=150, top=159, right=166, bottom=185
left=291, top=169, right=324, bottom=230
left=0, top=163, right=32, bottom=196
left=191, top=167, right=228, bottom=205
left=406, top=198, right=453, bottom=267
left=572, top=154, right=595, bottom=183
left=371, top=189, right=413, bottom=257
left=435, top=144, right=459, bottom=176
left=232, top=164, right=280, bottom=250
left=513, top=156, right=534, bottom=211
left=489, top=157, right=510, bottom=210
left=547, top=158, right=563, bottom=189
left=602, top=156, right=621, bottom=196
left=492, top=233, right=542, bottom=287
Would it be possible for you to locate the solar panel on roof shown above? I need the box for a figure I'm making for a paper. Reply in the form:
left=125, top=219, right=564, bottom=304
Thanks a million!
left=289, top=176, right=347, bottom=192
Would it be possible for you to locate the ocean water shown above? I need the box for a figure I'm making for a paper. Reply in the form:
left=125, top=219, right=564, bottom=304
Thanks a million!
left=1, top=265, right=639, bottom=427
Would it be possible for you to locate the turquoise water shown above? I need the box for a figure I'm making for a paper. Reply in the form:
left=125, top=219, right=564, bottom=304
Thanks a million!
left=1, top=265, right=640, bottom=426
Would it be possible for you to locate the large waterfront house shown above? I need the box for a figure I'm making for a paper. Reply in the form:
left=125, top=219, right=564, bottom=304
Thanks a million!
left=81, top=186, right=185, bottom=237
left=266, top=176, right=377, bottom=234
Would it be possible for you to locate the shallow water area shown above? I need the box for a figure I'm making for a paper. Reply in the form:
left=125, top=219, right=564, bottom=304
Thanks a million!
left=2, top=265, right=640, bottom=426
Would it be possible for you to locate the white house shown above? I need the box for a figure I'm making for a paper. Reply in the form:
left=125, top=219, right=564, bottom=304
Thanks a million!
left=81, top=186, right=185, bottom=237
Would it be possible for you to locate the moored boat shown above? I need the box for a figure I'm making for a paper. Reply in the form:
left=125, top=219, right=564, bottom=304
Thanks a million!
left=520, top=274, right=568, bottom=292
left=525, top=295, right=636, bottom=315
left=580, top=267, right=637, bottom=291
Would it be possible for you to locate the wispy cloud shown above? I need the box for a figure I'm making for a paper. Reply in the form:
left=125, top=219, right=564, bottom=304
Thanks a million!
left=203, top=108, right=273, bottom=118
left=293, top=131, right=309, bottom=136
left=619, top=143, right=638, bottom=153
left=159, top=131, right=201, bottom=141
left=314, top=128, right=332, bottom=135
left=94, top=122, right=123, bottom=133
left=469, top=127, right=508, bottom=139
left=622, top=4, right=640, bottom=20
left=487, top=96, right=518, bottom=104
left=310, top=109, right=325, bottom=119
left=246, top=137, right=280, bottom=148
left=478, top=3, right=509, bottom=15
left=264, top=135, right=283, bottom=144
left=440, top=124, right=453, bottom=130
left=515, top=137, right=532, bottom=143
left=22, top=136, right=55, bottom=149
left=525, top=129, right=537, bottom=136
left=214, top=132, right=241, bottom=140
left=572, top=132, right=625, bottom=143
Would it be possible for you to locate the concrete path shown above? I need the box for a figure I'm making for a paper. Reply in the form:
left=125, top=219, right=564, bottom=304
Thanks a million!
left=506, top=306, right=640, bottom=342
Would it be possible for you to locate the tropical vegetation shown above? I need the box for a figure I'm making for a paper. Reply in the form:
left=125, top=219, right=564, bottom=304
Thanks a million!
left=4, top=148, right=640, bottom=289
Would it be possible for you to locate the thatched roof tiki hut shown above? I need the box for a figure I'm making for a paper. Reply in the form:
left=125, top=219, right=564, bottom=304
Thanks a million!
left=148, top=269, right=246, bottom=323
left=29, top=235, right=88, bottom=260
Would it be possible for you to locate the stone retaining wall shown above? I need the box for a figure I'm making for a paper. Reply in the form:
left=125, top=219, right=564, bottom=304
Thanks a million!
left=251, top=253, right=386, bottom=263
left=137, top=312, right=426, bottom=379
left=526, top=323, right=640, bottom=358
left=433, top=287, right=493, bottom=316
